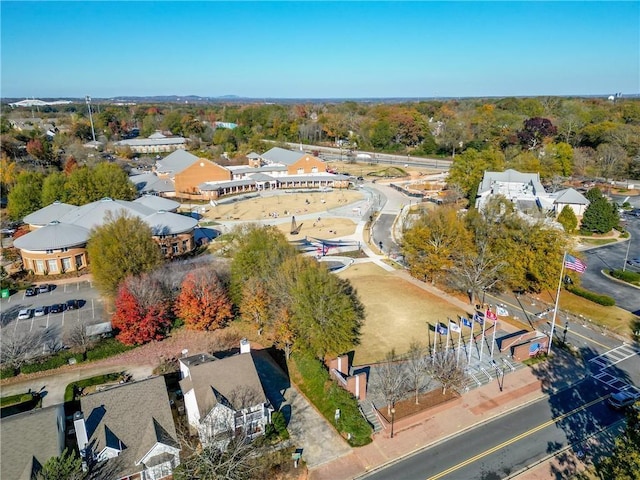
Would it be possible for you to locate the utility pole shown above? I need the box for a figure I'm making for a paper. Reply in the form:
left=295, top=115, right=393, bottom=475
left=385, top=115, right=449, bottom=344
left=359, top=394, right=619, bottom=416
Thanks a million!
left=85, top=95, right=96, bottom=142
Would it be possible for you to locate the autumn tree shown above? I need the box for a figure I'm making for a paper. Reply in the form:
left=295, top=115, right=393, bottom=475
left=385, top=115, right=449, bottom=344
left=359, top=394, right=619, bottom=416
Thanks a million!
left=240, top=277, right=271, bottom=335
left=87, top=212, right=163, bottom=296
left=175, top=268, right=233, bottom=331
left=7, top=171, right=45, bottom=220
left=402, top=207, right=471, bottom=284
left=557, top=205, right=578, bottom=233
left=111, top=274, right=172, bottom=345
left=41, top=172, right=70, bottom=205
left=447, top=147, right=505, bottom=200
left=517, top=117, right=557, bottom=150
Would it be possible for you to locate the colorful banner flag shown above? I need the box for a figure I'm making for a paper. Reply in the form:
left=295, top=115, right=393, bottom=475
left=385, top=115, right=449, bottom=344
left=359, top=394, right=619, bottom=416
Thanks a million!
left=473, top=312, right=484, bottom=325
left=449, top=320, right=461, bottom=333
left=486, top=309, right=498, bottom=321
left=564, top=254, right=587, bottom=273
left=496, top=305, right=509, bottom=317
left=461, top=317, right=473, bottom=328
left=437, top=323, right=448, bottom=335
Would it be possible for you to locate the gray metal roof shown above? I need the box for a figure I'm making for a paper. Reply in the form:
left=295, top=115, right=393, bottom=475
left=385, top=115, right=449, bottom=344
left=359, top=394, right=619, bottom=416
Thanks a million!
left=58, top=198, right=154, bottom=231
left=155, top=149, right=199, bottom=175
left=23, top=201, right=77, bottom=226
left=478, top=169, right=545, bottom=196
left=260, top=147, right=305, bottom=165
left=145, top=210, right=198, bottom=235
left=134, top=194, right=180, bottom=211
left=0, top=404, right=65, bottom=480
left=130, top=172, right=176, bottom=193
left=80, top=376, right=179, bottom=479
left=14, top=221, right=89, bottom=251
left=249, top=172, right=277, bottom=182
left=552, top=188, right=589, bottom=205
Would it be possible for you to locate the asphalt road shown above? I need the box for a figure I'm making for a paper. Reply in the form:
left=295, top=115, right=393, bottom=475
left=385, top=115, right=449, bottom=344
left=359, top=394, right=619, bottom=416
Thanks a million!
left=580, top=213, right=640, bottom=315
left=362, top=379, right=624, bottom=480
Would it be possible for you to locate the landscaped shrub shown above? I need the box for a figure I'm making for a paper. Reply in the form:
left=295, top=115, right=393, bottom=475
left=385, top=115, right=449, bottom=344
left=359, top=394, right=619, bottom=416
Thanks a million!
left=610, top=269, right=640, bottom=286
left=271, top=411, right=289, bottom=440
left=21, top=351, right=80, bottom=374
left=64, top=372, right=123, bottom=402
left=85, top=338, right=133, bottom=361
left=0, top=367, right=16, bottom=380
left=566, top=286, right=615, bottom=306
left=291, top=352, right=372, bottom=447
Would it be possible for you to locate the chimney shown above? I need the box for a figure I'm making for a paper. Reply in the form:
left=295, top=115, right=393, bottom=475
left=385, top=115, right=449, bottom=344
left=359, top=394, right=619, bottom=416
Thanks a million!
left=240, top=338, right=250, bottom=354
left=73, top=411, right=89, bottom=458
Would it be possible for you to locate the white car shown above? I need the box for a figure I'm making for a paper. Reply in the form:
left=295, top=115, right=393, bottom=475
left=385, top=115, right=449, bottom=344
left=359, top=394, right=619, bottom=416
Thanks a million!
left=17, top=309, right=32, bottom=320
left=34, top=306, right=47, bottom=317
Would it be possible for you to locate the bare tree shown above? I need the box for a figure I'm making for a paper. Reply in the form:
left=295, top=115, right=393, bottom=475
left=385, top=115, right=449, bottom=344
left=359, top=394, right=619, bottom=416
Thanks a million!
left=64, top=323, right=94, bottom=361
left=429, top=350, right=466, bottom=395
left=0, top=329, right=42, bottom=375
left=373, top=349, right=407, bottom=415
left=404, top=341, right=431, bottom=404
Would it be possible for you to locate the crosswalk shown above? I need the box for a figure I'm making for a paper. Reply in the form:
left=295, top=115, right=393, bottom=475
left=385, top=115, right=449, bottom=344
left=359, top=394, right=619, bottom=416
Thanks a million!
left=590, top=344, right=639, bottom=393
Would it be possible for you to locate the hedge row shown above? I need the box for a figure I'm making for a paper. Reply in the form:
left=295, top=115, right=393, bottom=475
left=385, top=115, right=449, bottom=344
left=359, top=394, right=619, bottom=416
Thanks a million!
left=291, top=352, right=372, bottom=447
left=566, top=285, right=616, bottom=306
left=610, top=269, right=640, bottom=286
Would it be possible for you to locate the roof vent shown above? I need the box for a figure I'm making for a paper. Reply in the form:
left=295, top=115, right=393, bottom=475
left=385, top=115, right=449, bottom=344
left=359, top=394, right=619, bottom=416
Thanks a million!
left=100, top=197, right=114, bottom=202
left=48, top=220, right=60, bottom=226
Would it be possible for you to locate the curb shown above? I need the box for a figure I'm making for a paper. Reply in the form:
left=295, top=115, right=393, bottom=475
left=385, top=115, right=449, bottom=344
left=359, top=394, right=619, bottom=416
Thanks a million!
left=354, top=374, right=591, bottom=479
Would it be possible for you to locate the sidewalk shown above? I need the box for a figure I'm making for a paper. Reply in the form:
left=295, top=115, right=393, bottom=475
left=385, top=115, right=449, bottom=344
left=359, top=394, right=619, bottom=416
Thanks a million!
left=309, top=354, right=588, bottom=480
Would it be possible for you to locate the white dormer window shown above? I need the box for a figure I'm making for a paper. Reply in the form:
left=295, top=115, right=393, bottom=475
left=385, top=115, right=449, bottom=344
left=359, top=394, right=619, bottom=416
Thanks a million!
left=297, top=168, right=304, bottom=174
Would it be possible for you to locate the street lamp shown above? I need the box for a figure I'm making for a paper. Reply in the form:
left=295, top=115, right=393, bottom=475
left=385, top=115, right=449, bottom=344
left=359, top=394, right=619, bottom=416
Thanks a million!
left=390, top=407, right=396, bottom=438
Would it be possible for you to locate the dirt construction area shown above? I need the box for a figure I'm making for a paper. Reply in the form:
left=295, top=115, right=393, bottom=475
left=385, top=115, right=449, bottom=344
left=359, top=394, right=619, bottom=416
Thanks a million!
left=338, top=262, right=467, bottom=365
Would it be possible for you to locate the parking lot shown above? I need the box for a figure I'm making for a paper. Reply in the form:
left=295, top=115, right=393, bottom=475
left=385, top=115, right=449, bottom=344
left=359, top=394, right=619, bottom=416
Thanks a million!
left=0, top=280, right=108, bottom=353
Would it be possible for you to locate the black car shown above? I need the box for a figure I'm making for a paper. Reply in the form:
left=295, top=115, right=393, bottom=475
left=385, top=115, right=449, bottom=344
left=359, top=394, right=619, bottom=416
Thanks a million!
left=49, top=303, right=65, bottom=314
left=25, top=287, right=37, bottom=297
left=66, top=299, right=81, bottom=310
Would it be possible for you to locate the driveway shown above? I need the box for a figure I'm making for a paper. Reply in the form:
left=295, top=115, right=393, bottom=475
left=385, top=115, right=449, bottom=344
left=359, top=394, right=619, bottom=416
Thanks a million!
left=252, top=349, right=351, bottom=468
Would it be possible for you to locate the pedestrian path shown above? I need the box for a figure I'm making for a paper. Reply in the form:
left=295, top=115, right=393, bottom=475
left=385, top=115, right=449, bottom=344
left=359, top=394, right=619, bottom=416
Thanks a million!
left=588, top=343, right=638, bottom=369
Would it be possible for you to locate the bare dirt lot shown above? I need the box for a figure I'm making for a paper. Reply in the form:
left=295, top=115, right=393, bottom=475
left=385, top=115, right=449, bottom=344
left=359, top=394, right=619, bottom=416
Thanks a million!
left=338, top=263, right=467, bottom=365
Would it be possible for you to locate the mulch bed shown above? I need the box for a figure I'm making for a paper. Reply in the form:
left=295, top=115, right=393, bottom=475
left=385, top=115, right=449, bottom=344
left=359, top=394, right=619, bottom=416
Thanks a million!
left=379, top=389, right=460, bottom=422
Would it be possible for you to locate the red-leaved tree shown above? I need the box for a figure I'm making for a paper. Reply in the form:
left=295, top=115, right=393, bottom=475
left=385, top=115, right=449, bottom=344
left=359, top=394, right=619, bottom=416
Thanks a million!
left=175, top=269, right=232, bottom=331
left=111, top=274, right=172, bottom=345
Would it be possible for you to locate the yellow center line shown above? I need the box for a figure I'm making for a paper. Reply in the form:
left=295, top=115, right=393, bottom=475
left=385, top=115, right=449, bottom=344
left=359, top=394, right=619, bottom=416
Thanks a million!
left=493, top=298, right=610, bottom=349
left=425, top=395, right=607, bottom=480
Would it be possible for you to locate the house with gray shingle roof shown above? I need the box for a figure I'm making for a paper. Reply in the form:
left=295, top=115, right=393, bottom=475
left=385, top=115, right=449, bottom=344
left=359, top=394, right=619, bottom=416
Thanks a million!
left=75, top=376, right=180, bottom=480
left=0, top=404, right=65, bottom=480
left=179, top=342, right=272, bottom=448
left=550, top=187, right=590, bottom=216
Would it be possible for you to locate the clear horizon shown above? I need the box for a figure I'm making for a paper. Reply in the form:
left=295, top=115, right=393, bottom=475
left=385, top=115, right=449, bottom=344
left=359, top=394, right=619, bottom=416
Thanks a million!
left=1, top=1, right=638, bottom=99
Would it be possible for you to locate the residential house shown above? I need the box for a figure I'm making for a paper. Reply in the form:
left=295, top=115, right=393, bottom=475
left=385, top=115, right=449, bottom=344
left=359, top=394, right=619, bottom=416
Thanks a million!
left=179, top=341, right=273, bottom=448
left=74, top=376, right=180, bottom=480
left=0, top=404, right=65, bottom=480
left=14, top=196, right=197, bottom=275
left=549, top=187, right=590, bottom=217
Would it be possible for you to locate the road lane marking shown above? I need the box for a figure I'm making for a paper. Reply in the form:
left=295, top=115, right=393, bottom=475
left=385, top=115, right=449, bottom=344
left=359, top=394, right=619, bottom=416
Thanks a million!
left=491, top=296, right=611, bottom=349
left=425, top=395, right=607, bottom=480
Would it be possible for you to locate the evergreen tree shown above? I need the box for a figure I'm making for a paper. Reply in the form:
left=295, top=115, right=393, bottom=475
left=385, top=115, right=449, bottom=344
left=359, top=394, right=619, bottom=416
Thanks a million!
left=557, top=205, right=578, bottom=233
left=580, top=197, right=618, bottom=234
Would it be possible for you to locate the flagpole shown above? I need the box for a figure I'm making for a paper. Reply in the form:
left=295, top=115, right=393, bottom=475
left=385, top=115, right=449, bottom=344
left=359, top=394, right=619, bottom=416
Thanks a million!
left=445, top=321, right=451, bottom=354
left=456, top=323, right=462, bottom=366
left=479, top=313, right=487, bottom=364
left=467, top=316, right=474, bottom=365
left=548, top=252, right=566, bottom=355
left=490, top=319, right=497, bottom=360
left=433, top=323, right=438, bottom=364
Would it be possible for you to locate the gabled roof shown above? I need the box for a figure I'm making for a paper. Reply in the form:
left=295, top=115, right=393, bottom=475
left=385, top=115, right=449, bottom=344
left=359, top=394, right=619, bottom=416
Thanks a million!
left=260, top=147, right=305, bottom=165
left=23, top=201, right=77, bottom=226
left=0, top=404, right=64, bottom=480
left=179, top=352, right=267, bottom=420
left=57, top=198, right=153, bottom=231
left=80, top=376, right=179, bottom=479
left=552, top=188, right=589, bottom=205
left=155, top=150, right=200, bottom=175
left=129, top=172, right=176, bottom=193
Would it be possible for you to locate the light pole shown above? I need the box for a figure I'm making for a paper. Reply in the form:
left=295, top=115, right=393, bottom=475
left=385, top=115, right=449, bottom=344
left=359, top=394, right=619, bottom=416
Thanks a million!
left=623, top=237, right=632, bottom=271
left=85, top=95, right=96, bottom=142
left=390, top=407, right=396, bottom=438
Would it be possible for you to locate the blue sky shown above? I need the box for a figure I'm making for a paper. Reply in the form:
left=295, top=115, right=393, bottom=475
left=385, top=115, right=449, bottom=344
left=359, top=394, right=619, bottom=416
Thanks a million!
left=1, top=1, right=638, bottom=99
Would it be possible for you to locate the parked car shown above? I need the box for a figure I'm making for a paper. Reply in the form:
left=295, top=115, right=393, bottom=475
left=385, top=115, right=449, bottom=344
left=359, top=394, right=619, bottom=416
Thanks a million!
left=34, top=306, right=47, bottom=317
left=0, top=227, right=16, bottom=235
left=608, top=391, right=639, bottom=410
left=627, top=257, right=640, bottom=268
left=66, top=299, right=81, bottom=310
left=49, top=303, right=65, bottom=314
left=24, top=287, right=37, bottom=297
left=17, top=309, right=32, bottom=320
left=37, top=284, right=50, bottom=294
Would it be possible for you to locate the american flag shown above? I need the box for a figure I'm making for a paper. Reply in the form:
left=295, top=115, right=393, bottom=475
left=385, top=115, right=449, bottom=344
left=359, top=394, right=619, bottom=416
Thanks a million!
left=564, top=254, right=587, bottom=273
left=529, top=342, right=541, bottom=356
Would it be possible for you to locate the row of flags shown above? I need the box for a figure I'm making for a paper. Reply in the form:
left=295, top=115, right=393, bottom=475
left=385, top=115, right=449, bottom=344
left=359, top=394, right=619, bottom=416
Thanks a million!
left=436, top=306, right=506, bottom=335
